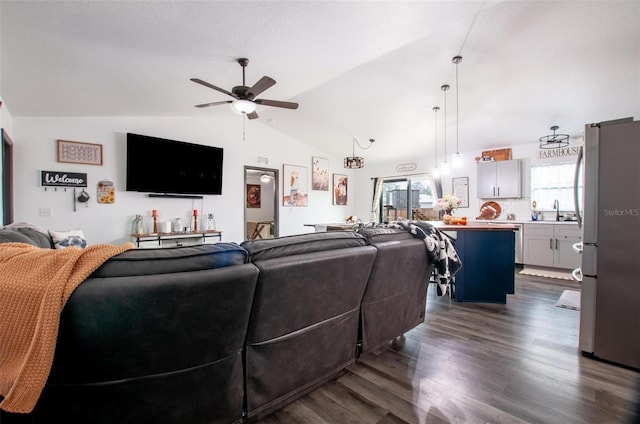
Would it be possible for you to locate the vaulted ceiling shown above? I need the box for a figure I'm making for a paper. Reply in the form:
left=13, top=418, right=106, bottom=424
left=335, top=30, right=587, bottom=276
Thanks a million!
left=1, top=1, right=638, bottom=165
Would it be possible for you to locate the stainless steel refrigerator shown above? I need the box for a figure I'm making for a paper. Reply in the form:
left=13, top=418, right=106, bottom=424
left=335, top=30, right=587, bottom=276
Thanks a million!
left=575, top=117, right=640, bottom=369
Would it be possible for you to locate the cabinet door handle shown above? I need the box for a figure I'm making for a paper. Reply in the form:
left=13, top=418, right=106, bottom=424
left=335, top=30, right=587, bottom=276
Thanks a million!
left=497, top=187, right=500, bottom=197
left=493, top=187, right=496, bottom=196
left=555, top=238, right=558, bottom=249
left=550, top=238, right=553, bottom=249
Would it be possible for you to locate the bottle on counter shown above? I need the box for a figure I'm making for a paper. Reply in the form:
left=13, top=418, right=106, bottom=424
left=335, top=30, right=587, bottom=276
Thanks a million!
left=206, top=213, right=216, bottom=230
left=191, top=209, right=199, bottom=232
left=132, top=214, right=144, bottom=234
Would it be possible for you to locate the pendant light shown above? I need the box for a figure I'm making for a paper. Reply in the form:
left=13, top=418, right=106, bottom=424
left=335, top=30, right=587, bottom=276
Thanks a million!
left=440, top=84, right=450, bottom=176
left=452, top=55, right=463, bottom=168
left=344, top=137, right=375, bottom=169
left=432, top=106, right=441, bottom=178
left=539, top=125, right=569, bottom=149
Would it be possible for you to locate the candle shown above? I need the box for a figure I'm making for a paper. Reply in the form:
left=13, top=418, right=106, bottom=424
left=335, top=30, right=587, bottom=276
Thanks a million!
left=152, top=209, right=157, bottom=217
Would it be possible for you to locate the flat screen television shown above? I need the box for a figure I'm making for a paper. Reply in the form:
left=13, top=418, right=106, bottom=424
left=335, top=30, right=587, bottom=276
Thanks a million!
left=126, top=133, right=223, bottom=196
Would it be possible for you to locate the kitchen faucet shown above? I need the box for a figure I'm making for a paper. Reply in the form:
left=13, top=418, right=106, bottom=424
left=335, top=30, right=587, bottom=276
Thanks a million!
left=553, top=199, right=560, bottom=221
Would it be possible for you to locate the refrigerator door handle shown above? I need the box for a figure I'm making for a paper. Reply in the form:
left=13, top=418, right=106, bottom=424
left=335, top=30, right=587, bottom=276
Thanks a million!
left=574, top=146, right=583, bottom=229
left=572, top=267, right=583, bottom=282
left=572, top=242, right=583, bottom=254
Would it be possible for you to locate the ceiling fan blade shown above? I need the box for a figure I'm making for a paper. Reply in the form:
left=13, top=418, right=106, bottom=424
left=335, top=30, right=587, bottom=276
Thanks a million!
left=246, top=76, right=276, bottom=99
left=254, top=98, right=299, bottom=110
left=194, top=100, right=233, bottom=108
left=247, top=111, right=259, bottom=120
left=190, top=78, right=237, bottom=98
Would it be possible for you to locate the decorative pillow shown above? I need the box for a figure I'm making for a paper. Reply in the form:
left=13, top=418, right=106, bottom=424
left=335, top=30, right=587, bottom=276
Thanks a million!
left=49, top=229, right=87, bottom=249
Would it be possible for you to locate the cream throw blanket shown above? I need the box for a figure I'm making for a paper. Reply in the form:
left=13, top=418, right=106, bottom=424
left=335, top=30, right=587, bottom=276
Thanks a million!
left=0, top=242, right=134, bottom=413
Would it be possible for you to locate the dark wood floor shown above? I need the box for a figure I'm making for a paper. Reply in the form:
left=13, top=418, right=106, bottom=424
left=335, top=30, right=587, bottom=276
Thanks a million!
left=256, top=272, right=640, bottom=424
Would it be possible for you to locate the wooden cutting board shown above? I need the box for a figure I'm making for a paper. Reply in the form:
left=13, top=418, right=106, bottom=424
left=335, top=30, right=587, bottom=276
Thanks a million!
left=477, top=201, right=502, bottom=220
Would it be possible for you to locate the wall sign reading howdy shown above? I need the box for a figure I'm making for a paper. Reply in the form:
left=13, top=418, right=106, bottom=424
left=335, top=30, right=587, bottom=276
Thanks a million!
left=57, top=139, right=103, bottom=165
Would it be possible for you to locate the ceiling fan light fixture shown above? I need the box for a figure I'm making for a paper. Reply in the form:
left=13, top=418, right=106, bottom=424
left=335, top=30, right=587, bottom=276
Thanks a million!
left=232, top=99, right=256, bottom=114
left=260, top=173, right=273, bottom=183
left=539, top=125, right=569, bottom=149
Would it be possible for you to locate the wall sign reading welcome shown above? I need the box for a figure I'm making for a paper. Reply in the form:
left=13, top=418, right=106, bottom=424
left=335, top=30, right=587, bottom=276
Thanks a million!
left=40, top=170, right=87, bottom=188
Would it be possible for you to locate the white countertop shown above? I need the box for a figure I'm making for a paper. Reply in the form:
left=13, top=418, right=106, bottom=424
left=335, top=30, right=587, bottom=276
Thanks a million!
left=473, top=220, right=579, bottom=225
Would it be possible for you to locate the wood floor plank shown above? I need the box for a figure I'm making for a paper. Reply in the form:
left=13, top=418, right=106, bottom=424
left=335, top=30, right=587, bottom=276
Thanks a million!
left=254, top=272, right=640, bottom=423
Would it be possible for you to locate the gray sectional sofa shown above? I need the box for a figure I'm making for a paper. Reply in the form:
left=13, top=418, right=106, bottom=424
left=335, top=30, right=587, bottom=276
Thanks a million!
left=0, top=227, right=434, bottom=424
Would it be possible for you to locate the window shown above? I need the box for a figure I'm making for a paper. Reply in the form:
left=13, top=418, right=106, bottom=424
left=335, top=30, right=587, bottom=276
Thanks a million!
left=378, top=175, right=437, bottom=222
left=530, top=162, right=581, bottom=211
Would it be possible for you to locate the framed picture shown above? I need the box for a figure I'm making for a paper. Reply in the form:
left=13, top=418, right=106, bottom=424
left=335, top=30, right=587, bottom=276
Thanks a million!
left=57, top=139, right=103, bottom=165
left=311, top=157, right=329, bottom=191
left=333, top=174, right=348, bottom=205
left=452, top=176, right=469, bottom=208
left=246, top=184, right=261, bottom=208
left=283, top=164, right=308, bottom=206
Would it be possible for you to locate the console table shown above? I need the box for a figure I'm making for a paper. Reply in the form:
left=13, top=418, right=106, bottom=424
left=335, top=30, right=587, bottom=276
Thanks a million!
left=131, top=231, right=222, bottom=248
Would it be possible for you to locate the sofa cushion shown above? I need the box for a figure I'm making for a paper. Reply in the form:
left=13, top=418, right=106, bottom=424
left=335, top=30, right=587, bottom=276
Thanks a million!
left=357, top=227, right=413, bottom=244
left=49, top=229, right=87, bottom=249
left=0, top=229, right=34, bottom=245
left=17, top=228, right=54, bottom=249
left=90, top=243, right=249, bottom=278
left=240, top=231, right=367, bottom=262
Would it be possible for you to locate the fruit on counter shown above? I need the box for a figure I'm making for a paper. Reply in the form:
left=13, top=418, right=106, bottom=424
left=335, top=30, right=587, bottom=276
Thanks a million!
left=443, top=215, right=468, bottom=225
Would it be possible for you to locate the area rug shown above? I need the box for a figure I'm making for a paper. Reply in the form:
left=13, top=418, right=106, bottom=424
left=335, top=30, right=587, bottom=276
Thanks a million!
left=556, top=289, right=581, bottom=310
left=519, top=267, right=573, bottom=280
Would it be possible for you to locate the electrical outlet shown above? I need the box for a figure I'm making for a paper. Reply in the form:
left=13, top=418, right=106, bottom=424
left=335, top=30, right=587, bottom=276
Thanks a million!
left=39, top=207, right=52, bottom=217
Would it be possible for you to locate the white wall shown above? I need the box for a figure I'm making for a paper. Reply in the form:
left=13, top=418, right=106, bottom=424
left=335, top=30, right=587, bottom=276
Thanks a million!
left=12, top=116, right=359, bottom=244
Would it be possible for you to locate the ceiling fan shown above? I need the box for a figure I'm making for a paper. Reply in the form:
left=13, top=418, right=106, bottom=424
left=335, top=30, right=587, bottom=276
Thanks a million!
left=191, top=58, right=299, bottom=120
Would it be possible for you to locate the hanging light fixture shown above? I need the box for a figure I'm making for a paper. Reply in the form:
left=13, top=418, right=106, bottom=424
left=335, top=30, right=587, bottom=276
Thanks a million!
left=440, top=84, right=450, bottom=175
left=344, top=138, right=375, bottom=169
left=452, top=55, right=463, bottom=168
left=539, top=125, right=569, bottom=149
left=432, top=106, right=441, bottom=178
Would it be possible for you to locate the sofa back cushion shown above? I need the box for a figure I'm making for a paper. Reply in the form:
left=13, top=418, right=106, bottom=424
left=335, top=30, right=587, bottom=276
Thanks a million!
left=90, top=243, right=248, bottom=278
left=0, top=228, right=53, bottom=248
left=357, top=227, right=413, bottom=244
left=241, top=231, right=367, bottom=262
left=18, top=228, right=54, bottom=248
left=0, top=229, right=34, bottom=245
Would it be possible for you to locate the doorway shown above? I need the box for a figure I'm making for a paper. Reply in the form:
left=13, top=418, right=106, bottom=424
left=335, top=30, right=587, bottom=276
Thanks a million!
left=1, top=129, right=13, bottom=225
left=244, top=166, right=279, bottom=240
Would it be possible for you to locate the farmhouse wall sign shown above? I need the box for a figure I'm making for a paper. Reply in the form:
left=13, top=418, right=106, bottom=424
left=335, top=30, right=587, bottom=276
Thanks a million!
left=57, top=139, right=103, bottom=165
left=40, top=170, right=88, bottom=188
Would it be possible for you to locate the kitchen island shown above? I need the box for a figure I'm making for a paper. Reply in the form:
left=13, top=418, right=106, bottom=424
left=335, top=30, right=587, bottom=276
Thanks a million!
left=429, top=221, right=519, bottom=303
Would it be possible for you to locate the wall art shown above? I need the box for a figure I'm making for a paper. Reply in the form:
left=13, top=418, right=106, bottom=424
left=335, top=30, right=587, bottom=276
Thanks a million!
left=246, top=184, right=261, bottom=208
left=57, top=139, right=103, bottom=165
left=333, top=174, right=348, bottom=205
left=283, top=164, right=308, bottom=206
left=311, top=157, right=329, bottom=191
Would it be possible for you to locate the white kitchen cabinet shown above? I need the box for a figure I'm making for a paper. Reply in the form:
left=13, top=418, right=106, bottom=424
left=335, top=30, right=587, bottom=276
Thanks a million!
left=477, top=159, right=522, bottom=198
left=523, top=224, right=582, bottom=269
